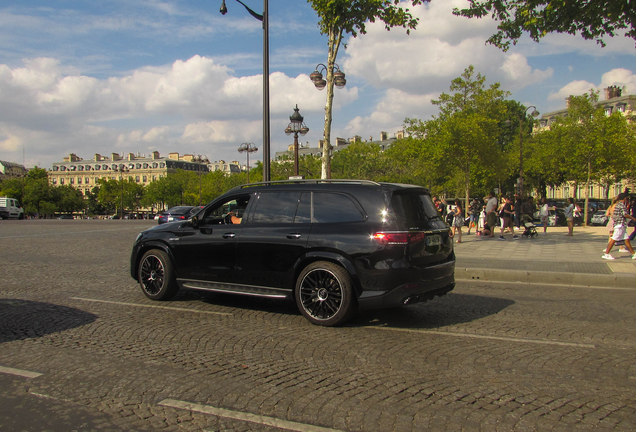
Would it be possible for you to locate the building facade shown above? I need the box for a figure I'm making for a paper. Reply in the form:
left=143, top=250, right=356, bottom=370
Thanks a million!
left=48, top=151, right=209, bottom=195
left=537, top=86, right=635, bottom=200
left=0, top=160, right=28, bottom=179
left=274, top=130, right=404, bottom=160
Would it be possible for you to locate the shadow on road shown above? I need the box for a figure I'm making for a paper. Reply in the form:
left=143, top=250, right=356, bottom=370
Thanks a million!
left=172, top=289, right=513, bottom=329
left=0, top=299, right=98, bottom=344
left=352, top=293, right=515, bottom=329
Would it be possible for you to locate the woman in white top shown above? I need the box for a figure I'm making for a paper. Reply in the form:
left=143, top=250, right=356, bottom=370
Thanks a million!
left=539, top=197, right=549, bottom=233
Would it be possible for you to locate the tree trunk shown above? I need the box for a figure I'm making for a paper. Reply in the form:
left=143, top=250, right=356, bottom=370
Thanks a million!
left=584, top=160, right=591, bottom=227
left=320, top=27, right=343, bottom=179
left=464, top=161, right=470, bottom=218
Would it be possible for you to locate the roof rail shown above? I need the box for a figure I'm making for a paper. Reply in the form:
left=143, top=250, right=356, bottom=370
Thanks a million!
left=230, top=178, right=381, bottom=192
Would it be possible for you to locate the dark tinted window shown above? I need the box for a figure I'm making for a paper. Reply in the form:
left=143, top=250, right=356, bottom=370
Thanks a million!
left=390, top=192, right=439, bottom=223
left=294, top=192, right=311, bottom=223
left=314, top=193, right=364, bottom=223
left=252, top=192, right=301, bottom=224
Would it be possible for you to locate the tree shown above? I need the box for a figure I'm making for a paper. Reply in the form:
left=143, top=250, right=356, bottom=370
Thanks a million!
left=527, top=90, right=636, bottom=224
left=454, top=0, right=636, bottom=50
left=309, top=0, right=424, bottom=179
left=407, top=66, right=509, bottom=213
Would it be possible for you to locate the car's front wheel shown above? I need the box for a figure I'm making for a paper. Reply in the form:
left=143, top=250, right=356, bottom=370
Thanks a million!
left=138, top=249, right=179, bottom=300
left=295, top=261, right=356, bottom=326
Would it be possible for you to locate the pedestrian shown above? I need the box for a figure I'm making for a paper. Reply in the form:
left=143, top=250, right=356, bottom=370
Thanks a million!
left=467, top=197, right=482, bottom=235
left=602, top=193, right=636, bottom=260
left=629, top=196, right=636, bottom=242
left=539, top=197, right=549, bottom=233
left=564, top=198, right=575, bottom=236
left=450, top=199, right=465, bottom=243
left=514, top=194, right=522, bottom=232
left=485, top=192, right=498, bottom=238
left=499, top=196, right=518, bottom=240
left=521, top=196, right=536, bottom=226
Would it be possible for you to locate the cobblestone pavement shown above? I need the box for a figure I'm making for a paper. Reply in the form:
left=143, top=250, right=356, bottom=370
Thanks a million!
left=1, top=220, right=635, bottom=431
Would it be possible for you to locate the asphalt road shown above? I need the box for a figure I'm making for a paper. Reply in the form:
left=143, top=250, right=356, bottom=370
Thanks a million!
left=0, top=220, right=635, bottom=431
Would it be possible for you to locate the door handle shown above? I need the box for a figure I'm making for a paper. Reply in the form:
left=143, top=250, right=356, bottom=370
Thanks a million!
left=223, top=233, right=236, bottom=239
left=286, top=233, right=302, bottom=239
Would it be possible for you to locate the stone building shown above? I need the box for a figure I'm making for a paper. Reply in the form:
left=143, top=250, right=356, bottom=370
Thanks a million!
left=48, top=151, right=209, bottom=195
left=0, top=160, right=28, bottom=179
left=536, top=87, right=635, bottom=201
left=274, top=130, right=404, bottom=160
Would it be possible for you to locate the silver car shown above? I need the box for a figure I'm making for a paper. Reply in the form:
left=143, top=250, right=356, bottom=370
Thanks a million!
left=591, top=210, right=608, bottom=226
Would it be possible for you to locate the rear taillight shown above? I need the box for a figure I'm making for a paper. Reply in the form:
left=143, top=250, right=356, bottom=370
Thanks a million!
left=372, top=232, right=426, bottom=245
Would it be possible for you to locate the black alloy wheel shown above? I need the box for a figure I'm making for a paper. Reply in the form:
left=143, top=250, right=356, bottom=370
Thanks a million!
left=138, top=249, right=178, bottom=300
left=295, top=261, right=355, bottom=326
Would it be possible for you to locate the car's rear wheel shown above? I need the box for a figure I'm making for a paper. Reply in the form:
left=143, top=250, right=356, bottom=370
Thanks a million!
left=138, top=249, right=178, bottom=300
left=295, top=261, right=356, bottom=326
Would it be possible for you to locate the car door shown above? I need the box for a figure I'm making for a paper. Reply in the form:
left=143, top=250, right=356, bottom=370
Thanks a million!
left=235, top=191, right=311, bottom=290
left=172, top=198, right=249, bottom=284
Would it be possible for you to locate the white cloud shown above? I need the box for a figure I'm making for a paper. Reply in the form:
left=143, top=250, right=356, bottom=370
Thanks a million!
left=343, top=89, right=439, bottom=138
left=342, top=0, right=552, bottom=93
left=548, top=68, right=636, bottom=101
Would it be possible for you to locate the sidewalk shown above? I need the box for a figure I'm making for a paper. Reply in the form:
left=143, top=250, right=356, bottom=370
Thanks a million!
left=453, top=225, right=636, bottom=288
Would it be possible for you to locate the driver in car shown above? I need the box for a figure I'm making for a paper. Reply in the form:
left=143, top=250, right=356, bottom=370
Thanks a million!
left=227, top=197, right=249, bottom=224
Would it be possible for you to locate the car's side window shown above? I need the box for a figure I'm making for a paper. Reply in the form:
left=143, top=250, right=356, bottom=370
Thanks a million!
left=313, top=192, right=364, bottom=223
left=294, top=192, right=311, bottom=223
left=202, top=195, right=250, bottom=224
left=252, top=192, right=301, bottom=224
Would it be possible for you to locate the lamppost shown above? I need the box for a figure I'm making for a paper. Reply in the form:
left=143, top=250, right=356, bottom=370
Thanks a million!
left=238, top=142, right=258, bottom=184
left=310, top=63, right=347, bottom=90
left=284, top=105, right=309, bottom=177
left=507, top=106, right=539, bottom=197
left=310, top=63, right=347, bottom=179
left=220, top=0, right=270, bottom=182
left=116, top=167, right=129, bottom=220
left=192, top=155, right=209, bottom=206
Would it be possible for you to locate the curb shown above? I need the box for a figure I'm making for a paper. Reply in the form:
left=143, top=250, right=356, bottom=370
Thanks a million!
left=455, top=267, right=636, bottom=289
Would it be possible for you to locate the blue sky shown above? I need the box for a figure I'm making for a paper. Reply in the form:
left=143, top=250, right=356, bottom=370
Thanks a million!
left=1, top=0, right=635, bottom=169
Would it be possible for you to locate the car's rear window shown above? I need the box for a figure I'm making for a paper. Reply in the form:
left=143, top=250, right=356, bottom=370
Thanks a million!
left=389, top=191, right=439, bottom=223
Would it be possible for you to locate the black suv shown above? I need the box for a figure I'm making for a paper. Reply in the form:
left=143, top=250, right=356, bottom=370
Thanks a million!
left=130, top=180, right=455, bottom=326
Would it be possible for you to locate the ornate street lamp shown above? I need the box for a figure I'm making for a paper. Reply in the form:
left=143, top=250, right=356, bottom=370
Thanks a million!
left=309, top=63, right=346, bottom=90
left=115, top=166, right=129, bottom=220
left=220, top=0, right=270, bottom=182
left=310, top=63, right=346, bottom=179
left=506, top=106, right=539, bottom=197
left=284, top=105, right=309, bottom=177
left=238, top=142, right=258, bottom=184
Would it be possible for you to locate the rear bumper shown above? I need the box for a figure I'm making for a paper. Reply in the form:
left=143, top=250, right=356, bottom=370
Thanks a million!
left=357, top=259, right=455, bottom=310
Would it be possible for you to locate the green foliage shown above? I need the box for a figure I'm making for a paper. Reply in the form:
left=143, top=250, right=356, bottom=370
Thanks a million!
left=309, top=0, right=424, bottom=38
left=454, top=0, right=636, bottom=50
left=308, top=0, right=425, bottom=178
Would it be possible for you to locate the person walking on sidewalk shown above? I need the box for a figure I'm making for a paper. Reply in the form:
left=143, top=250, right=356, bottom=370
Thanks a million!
left=450, top=199, right=465, bottom=243
left=467, top=198, right=482, bottom=235
left=602, top=193, right=636, bottom=260
left=514, top=194, right=522, bottom=232
left=564, top=198, right=575, bottom=236
left=539, top=197, right=549, bottom=233
left=499, top=196, right=518, bottom=240
left=485, top=192, right=498, bottom=238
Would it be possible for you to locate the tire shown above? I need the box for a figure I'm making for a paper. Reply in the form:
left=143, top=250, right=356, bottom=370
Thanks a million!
left=295, top=261, right=356, bottom=326
left=138, top=249, right=179, bottom=301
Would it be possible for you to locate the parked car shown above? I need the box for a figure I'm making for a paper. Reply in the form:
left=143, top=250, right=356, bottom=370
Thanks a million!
left=157, top=206, right=203, bottom=224
left=591, top=210, right=609, bottom=226
left=130, top=180, right=456, bottom=326
left=57, top=214, right=74, bottom=220
left=547, top=208, right=567, bottom=226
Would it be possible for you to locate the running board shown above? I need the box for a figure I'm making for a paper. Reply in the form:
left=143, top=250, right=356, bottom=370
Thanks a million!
left=178, top=279, right=290, bottom=299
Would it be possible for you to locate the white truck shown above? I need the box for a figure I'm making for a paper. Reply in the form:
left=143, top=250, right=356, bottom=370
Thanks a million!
left=0, top=197, right=25, bottom=219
